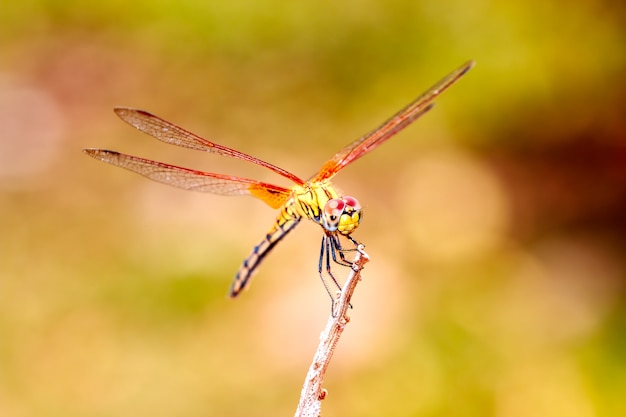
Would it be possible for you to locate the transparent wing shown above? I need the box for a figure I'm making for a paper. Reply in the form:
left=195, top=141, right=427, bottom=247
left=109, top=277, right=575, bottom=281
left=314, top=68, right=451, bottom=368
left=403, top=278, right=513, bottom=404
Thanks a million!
left=83, top=149, right=292, bottom=209
left=313, top=60, right=474, bottom=181
left=114, top=107, right=305, bottom=186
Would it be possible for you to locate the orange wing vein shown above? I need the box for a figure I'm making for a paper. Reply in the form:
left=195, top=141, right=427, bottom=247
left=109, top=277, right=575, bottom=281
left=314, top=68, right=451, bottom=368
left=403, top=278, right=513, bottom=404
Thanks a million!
left=313, top=60, right=474, bottom=181
left=83, top=149, right=292, bottom=209
left=114, top=107, right=305, bottom=186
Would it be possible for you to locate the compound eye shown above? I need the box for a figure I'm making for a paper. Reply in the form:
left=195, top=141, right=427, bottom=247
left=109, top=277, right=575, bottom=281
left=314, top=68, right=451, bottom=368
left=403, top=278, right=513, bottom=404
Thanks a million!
left=324, top=198, right=345, bottom=219
left=342, top=196, right=361, bottom=210
left=322, top=198, right=345, bottom=231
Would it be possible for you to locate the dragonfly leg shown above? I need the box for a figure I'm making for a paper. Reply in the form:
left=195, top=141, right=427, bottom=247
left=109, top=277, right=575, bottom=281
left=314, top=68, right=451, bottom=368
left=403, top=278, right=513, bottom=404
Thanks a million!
left=347, top=234, right=360, bottom=246
left=318, top=236, right=342, bottom=301
left=324, top=235, right=343, bottom=290
left=317, top=233, right=361, bottom=312
left=329, top=234, right=360, bottom=267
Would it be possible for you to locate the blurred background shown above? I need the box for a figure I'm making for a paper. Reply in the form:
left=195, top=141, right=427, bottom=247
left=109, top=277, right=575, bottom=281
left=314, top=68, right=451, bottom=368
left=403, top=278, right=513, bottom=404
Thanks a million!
left=1, top=0, right=625, bottom=416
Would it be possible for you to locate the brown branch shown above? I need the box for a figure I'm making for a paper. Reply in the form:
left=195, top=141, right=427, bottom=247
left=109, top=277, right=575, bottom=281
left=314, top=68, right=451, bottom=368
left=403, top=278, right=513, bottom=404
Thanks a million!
left=294, top=244, right=370, bottom=417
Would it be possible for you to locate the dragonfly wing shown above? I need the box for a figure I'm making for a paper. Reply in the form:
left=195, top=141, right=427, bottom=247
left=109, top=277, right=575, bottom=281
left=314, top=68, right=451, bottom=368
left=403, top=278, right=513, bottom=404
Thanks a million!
left=230, top=216, right=301, bottom=297
left=84, top=149, right=292, bottom=209
left=313, top=60, right=474, bottom=181
left=114, top=107, right=305, bottom=185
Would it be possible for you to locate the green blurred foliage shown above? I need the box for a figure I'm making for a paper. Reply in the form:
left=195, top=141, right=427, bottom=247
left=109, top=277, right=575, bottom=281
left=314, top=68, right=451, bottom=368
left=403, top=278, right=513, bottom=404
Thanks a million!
left=1, top=0, right=626, bottom=416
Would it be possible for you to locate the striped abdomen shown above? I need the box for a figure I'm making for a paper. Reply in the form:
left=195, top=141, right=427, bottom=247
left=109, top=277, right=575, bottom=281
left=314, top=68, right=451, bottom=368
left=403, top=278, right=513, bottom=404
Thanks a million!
left=229, top=198, right=302, bottom=297
left=228, top=182, right=341, bottom=297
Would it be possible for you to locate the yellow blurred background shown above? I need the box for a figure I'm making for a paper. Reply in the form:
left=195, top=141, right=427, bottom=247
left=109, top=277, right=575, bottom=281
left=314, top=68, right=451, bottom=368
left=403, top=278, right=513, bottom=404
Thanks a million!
left=1, top=1, right=625, bottom=416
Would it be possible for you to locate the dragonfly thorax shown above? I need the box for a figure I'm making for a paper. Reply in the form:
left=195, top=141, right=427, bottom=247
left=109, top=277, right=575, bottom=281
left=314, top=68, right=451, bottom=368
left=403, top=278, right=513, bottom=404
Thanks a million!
left=322, top=196, right=362, bottom=235
left=287, top=183, right=362, bottom=236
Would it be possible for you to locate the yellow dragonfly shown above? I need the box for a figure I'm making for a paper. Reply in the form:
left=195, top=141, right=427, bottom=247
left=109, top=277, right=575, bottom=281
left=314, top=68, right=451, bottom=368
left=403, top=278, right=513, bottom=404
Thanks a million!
left=84, top=60, right=473, bottom=298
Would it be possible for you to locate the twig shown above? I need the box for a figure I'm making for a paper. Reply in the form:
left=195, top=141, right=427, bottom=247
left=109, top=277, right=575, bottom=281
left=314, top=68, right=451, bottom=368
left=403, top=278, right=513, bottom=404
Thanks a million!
left=294, top=244, right=370, bottom=417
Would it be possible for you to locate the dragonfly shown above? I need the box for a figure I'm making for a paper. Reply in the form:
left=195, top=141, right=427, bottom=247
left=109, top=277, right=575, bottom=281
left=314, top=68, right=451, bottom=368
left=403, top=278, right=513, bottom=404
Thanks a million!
left=84, top=60, right=473, bottom=298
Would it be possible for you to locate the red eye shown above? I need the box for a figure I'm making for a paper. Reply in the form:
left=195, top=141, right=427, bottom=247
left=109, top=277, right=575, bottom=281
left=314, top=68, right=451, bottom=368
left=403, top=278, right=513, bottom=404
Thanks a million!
left=324, top=198, right=345, bottom=218
left=343, top=196, right=361, bottom=210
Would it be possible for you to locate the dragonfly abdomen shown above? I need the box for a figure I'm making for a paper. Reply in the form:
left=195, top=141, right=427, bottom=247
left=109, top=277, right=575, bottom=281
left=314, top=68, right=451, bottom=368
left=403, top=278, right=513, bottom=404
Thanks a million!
left=229, top=212, right=301, bottom=297
left=228, top=183, right=338, bottom=297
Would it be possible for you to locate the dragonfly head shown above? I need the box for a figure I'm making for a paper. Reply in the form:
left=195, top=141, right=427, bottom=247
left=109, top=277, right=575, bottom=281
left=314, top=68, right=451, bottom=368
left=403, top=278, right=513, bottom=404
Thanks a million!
left=322, top=196, right=362, bottom=235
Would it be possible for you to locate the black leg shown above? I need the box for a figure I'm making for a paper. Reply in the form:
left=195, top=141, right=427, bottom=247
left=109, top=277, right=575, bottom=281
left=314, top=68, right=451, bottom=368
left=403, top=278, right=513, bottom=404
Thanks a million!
left=329, top=234, right=360, bottom=267
left=316, top=233, right=361, bottom=311
left=318, top=235, right=339, bottom=302
left=324, top=235, right=342, bottom=290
